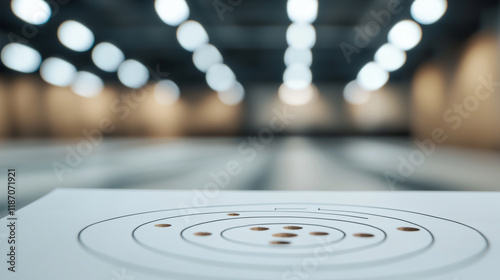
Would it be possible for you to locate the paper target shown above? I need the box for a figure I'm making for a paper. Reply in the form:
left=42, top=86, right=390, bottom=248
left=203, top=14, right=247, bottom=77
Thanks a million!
left=78, top=203, right=488, bottom=280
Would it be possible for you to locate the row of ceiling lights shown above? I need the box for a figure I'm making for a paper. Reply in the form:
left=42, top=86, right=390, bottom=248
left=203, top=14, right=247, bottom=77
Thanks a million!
left=344, top=0, right=448, bottom=105
left=279, top=0, right=318, bottom=106
left=155, top=0, right=244, bottom=106
left=3, top=0, right=183, bottom=105
left=2, top=0, right=449, bottom=107
left=1, top=0, right=246, bottom=106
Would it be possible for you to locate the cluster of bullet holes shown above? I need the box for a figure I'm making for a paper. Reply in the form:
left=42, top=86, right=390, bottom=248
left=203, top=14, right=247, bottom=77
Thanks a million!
left=153, top=213, right=421, bottom=245
left=251, top=225, right=333, bottom=245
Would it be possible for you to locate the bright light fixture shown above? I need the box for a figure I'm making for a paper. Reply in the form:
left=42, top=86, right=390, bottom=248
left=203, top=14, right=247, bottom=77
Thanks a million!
left=278, top=83, right=315, bottom=106
left=91, top=42, right=125, bottom=72
left=11, top=0, right=51, bottom=25
left=57, top=20, right=95, bottom=52
left=192, top=44, right=222, bottom=72
left=117, top=59, right=149, bottom=88
left=343, top=80, right=371, bottom=105
left=283, top=64, right=312, bottom=90
left=287, top=0, right=318, bottom=23
left=374, top=43, right=406, bottom=72
left=411, top=0, right=447, bottom=25
left=206, top=63, right=236, bottom=92
left=217, top=82, right=245, bottom=106
left=1, top=43, right=41, bottom=73
left=388, top=20, right=422, bottom=51
left=154, top=80, right=180, bottom=105
left=40, top=57, right=76, bottom=87
left=177, top=20, right=209, bottom=52
left=286, top=23, right=316, bottom=49
left=71, top=71, right=103, bottom=98
left=154, top=0, right=189, bottom=26
left=357, top=62, right=389, bottom=91
left=284, top=47, right=312, bottom=67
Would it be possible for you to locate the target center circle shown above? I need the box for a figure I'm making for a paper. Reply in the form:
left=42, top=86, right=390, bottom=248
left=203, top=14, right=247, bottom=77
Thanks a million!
left=221, top=222, right=345, bottom=247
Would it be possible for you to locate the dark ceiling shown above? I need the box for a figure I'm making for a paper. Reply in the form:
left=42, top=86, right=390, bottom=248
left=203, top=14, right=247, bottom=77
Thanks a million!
left=0, top=0, right=498, bottom=87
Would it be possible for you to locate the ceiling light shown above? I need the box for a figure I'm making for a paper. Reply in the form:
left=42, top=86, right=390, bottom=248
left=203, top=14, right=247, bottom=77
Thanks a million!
left=388, top=20, right=422, bottom=51
left=40, top=57, right=76, bottom=87
left=357, top=62, right=389, bottom=91
left=11, top=0, right=51, bottom=25
left=1, top=43, right=41, bottom=73
left=206, top=63, right=236, bottom=92
left=286, top=23, right=316, bottom=49
left=192, top=44, right=222, bottom=72
left=374, top=43, right=406, bottom=72
left=117, top=59, right=149, bottom=88
left=154, top=0, right=189, bottom=26
left=91, top=42, right=125, bottom=72
left=57, top=20, right=95, bottom=52
left=177, top=20, right=209, bottom=52
left=287, top=0, right=318, bottom=23
left=284, top=47, right=312, bottom=67
left=283, top=64, right=312, bottom=90
left=411, top=0, right=447, bottom=25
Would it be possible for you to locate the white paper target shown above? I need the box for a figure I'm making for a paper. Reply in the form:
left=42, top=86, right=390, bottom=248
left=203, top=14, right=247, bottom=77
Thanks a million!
left=78, top=203, right=488, bottom=280
left=2, top=190, right=498, bottom=280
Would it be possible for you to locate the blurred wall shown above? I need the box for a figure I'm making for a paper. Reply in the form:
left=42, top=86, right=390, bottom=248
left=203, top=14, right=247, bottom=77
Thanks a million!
left=0, top=78, right=10, bottom=138
left=0, top=76, right=410, bottom=139
left=411, top=32, right=500, bottom=149
left=247, top=83, right=408, bottom=135
left=0, top=77, right=243, bottom=138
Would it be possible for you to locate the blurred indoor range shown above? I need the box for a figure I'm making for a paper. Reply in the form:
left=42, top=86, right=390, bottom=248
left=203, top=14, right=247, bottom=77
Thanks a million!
left=1, top=0, right=500, bottom=217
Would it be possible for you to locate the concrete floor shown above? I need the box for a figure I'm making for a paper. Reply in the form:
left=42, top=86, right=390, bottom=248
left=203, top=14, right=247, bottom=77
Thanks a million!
left=1, top=136, right=499, bottom=218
